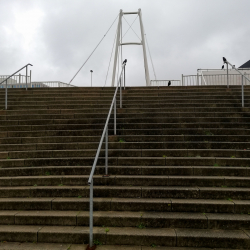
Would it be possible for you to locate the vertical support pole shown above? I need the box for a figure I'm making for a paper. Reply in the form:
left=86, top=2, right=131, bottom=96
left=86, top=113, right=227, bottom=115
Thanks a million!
left=197, top=73, right=199, bottom=86
left=227, top=63, right=229, bottom=88
left=182, top=74, right=184, bottom=86
left=89, top=180, right=93, bottom=248
left=120, top=15, right=123, bottom=71
left=138, top=9, right=150, bottom=86
left=5, top=80, right=7, bottom=110
left=26, top=66, right=28, bottom=90
left=242, top=74, right=244, bottom=108
left=114, top=97, right=116, bottom=135
left=124, top=66, right=126, bottom=90
left=120, top=77, right=122, bottom=108
left=30, top=70, right=32, bottom=86
left=111, top=10, right=123, bottom=87
left=105, top=127, right=108, bottom=175
left=19, top=73, right=21, bottom=85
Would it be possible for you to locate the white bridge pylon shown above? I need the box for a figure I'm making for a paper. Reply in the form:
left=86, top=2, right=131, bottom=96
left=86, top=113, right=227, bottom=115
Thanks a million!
left=111, top=9, right=150, bottom=87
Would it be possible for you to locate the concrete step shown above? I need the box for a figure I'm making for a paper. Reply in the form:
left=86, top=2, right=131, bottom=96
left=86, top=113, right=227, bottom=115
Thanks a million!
left=0, top=197, right=248, bottom=213
left=0, top=243, right=234, bottom=250
left=0, top=185, right=250, bottom=199
left=0, top=242, right=75, bottom=250
left=0, top=141, right=250, bottom=152
left=0, top=225, right=248, bottom=247
left=0, top=165, right=249, bottom=178
left=0, top=112, right=247, bottom=121
left=1, top=210, right=250, bottom=230
left=1, top=149, right=250, bottom=159
left=1, top=116, right=250, bottom=125
left=1, top=175, right=250, bottom=187
left=0, top=156, right=250, bottom=168
left=2, top=129, right=250, bottom=138
left=1, top=134, right=250, bottom=145
left=1, top=122, right=250, bottom=130
left=2, top=107, right=246, bottom=115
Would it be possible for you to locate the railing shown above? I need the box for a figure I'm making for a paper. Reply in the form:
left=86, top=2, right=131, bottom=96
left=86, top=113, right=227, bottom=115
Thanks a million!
left=182, top=72, right=250, bottom=87
left=222, top=57, right=250, bottom=107
left=0, top=74, right=31, bottom=88
left=150, top=80, right=181, bottom=86
left=87, top=62, right=126, bottom=248
left=31, top=81, right=75, bottom=88
left=0, top=64, right=33, bottom=109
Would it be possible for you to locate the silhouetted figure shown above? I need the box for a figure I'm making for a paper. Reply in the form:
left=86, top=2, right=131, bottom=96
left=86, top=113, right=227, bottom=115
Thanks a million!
left=168, top=81, right=171, bottom=86
left=223, top=57, right=227, bottom=63
left=123, top=59, right=127, bottom=64
left=222, top=65, right=224, bottom=69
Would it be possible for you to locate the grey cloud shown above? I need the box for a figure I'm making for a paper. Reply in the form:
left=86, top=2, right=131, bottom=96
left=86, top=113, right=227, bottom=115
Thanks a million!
left=1, top=0, right=250, bottom=86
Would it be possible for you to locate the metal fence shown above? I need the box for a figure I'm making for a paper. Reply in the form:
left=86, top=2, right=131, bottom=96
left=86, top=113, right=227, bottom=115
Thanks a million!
left=31, top=81, right=75, bottom=88
left=182, top=74, right=250, bottom=86
left=0, top=80, right=75, bottom=88
left=150, top=80, right=181, bottom=86
left=0, top=74, right=31, bottom=88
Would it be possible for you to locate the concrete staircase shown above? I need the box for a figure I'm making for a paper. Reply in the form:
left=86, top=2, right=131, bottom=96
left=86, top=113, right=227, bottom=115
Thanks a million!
left=0, top=86, right=250, bottom=249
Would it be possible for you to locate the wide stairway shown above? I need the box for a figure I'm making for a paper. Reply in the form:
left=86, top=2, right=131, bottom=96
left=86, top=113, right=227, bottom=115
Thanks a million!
left=0, top=86, right=250, bottom=249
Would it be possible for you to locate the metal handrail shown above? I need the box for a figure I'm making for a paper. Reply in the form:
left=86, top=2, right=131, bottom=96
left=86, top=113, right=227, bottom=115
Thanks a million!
left=223, top=57, right=250, bottom=107
left=87, top=62, right=126, bottom=248
left=0, top=63, right=33, bottom=109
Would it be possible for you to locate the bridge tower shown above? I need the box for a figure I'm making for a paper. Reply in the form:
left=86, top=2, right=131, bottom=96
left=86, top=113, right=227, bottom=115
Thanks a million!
left=111, top=9, right=150, bottom=87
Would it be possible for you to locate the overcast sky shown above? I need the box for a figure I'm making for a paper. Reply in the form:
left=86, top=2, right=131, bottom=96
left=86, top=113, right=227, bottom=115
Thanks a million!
left=1, top=0, right=250, bottom=87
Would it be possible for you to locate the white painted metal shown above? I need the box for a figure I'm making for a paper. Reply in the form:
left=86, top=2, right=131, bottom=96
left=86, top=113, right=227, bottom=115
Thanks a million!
left=31, top=81, right=75, bottom=88
left=105, top=127, right=108, bottom=175
left=227, top=63, right=229, bottom=88
left=123, top=12, right=139, bottom=14
left=138, top=9, right=150, bottom=86
left=150, top=80, right=181, bottom=86
left=111, top=10, right=123, bottom=87
left=120, top=42, right=142, bottom=45
left=242, top=74, right=244, bottom=108
left=0, top=64, right=33, bottom=110
left=111, top=9, right=150, bottom=87
left=182, top=73, right=250, bottom=86
left=5, top=80, right=7, bottom=110
left=88, top=63, right=126, bottom=247
left=145, top=34, right=157, bottom=81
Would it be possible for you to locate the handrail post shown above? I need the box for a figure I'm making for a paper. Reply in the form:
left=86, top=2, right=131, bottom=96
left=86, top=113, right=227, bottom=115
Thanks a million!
left=89, top=180, right=93, bottom=248
left=114, top=97, right=116, bottom=135
left=30, top=70, right=32, bottom=86
left=227, top=63, right=229, bottom=88
left=182, top=74, right=184, bottom=86
left=19, top=73, right=21, bottom=84
left=5, top=80, right=8, bottom=110
left=242, top=74, right=244, bottom=108
left=120, top=77, right=122, bottom=108
left=105, top=126, right=108, bottom=175
left=26, top=66, right=28, bottom=90
left=124, top=65, right=126, bottom=90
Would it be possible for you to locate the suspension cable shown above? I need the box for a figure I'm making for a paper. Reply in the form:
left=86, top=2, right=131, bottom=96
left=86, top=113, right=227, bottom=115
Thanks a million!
left=145, top=33, right=157, bottom=80
left=103, top=25, right=118, bottom=87
left=68, top=14, right=119, bottom=84
left=122, top=15, right=139, bottom=39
